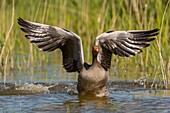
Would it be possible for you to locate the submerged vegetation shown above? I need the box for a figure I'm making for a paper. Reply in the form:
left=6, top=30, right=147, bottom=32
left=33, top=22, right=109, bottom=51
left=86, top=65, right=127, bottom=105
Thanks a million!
left=0, top=0, right=169, bottom=87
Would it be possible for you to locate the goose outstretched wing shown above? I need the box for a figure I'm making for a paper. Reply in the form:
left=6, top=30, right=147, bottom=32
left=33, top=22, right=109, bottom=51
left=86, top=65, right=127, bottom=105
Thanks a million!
left=95, top=28, right=159, bottom=70
left=18, top=17, right=84, bottom=72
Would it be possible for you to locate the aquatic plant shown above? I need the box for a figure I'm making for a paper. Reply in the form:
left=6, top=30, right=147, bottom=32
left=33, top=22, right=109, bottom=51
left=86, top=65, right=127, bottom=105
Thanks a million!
left=0, top=0, right=169, bottom=88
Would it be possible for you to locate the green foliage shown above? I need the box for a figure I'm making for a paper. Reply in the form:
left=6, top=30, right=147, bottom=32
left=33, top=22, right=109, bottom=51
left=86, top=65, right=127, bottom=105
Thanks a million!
left=0, top=0, right=169, bottom=86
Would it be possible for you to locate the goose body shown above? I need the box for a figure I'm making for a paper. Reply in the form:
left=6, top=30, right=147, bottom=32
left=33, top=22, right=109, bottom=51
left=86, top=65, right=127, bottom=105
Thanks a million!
left=18, top=18, right=159, bottom=97
left=78, top=62, right=108, bottom=96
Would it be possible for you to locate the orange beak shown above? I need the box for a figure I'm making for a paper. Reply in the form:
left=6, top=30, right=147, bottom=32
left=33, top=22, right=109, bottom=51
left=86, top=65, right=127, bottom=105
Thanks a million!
left=93, top=46, right=99, bottom=53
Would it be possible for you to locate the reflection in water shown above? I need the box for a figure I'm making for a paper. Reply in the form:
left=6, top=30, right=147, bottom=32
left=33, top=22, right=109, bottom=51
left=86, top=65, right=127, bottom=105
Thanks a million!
left=0, top=81, right=170, bottom=113
left=64, top=96, right=117, bottom=113
left=1, top=51, right=169, bottom=112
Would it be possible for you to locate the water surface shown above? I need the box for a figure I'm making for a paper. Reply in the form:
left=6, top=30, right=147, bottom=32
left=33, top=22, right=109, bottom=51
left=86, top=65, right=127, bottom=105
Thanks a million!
left=0, top=81, right=170, bottom=113
left=0, top=54, right=170, bottom=113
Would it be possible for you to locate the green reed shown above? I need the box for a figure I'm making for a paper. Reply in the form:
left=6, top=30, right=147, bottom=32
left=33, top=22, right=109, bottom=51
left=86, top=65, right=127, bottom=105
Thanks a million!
left=0, top=0, right=169, bottom=87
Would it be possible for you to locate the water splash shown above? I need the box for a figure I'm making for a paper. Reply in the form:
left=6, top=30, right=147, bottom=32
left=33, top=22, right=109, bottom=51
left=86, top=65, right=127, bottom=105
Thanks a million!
left=15, top=82, right=51, bottom=94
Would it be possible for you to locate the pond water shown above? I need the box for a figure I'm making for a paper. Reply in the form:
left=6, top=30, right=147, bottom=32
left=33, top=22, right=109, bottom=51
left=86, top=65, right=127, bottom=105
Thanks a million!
left=0, top=81, right=170, bottom=113
left=0, top=55, right=170, bottom=113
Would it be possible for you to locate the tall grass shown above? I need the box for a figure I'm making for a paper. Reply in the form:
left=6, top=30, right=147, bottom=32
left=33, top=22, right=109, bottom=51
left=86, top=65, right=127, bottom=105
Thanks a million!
left=0, top=0, right=169, bottom=87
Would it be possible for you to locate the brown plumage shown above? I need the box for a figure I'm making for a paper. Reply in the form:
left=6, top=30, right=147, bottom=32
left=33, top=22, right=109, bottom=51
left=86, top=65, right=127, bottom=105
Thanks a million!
left=18, top=17, right=159, bottom=97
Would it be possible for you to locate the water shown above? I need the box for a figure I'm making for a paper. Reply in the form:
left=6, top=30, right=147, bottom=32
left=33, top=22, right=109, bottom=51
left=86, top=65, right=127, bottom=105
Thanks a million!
left=0, top=54, right=170, bottom=113
left=0, top=81, right=170, bottom=113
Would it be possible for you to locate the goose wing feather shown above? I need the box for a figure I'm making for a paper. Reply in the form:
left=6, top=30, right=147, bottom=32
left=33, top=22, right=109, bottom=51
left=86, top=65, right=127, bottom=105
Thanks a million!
left=95, top=28, right=159, bottom=70
left=18, top=17, right=84, bottom=72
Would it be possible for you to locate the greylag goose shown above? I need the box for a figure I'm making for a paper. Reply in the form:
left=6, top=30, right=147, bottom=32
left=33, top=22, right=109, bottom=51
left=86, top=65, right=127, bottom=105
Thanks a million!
left=18, top=17, right=159, bottom=97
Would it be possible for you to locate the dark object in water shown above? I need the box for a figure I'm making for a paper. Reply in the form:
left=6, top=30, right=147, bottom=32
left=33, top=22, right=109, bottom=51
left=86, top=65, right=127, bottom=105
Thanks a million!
left=18, top=17, right=159, bottom=97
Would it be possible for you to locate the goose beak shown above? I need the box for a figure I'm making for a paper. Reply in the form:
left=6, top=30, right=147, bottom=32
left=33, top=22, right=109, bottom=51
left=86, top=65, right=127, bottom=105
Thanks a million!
left=93, top=46, right=99, bottom=53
